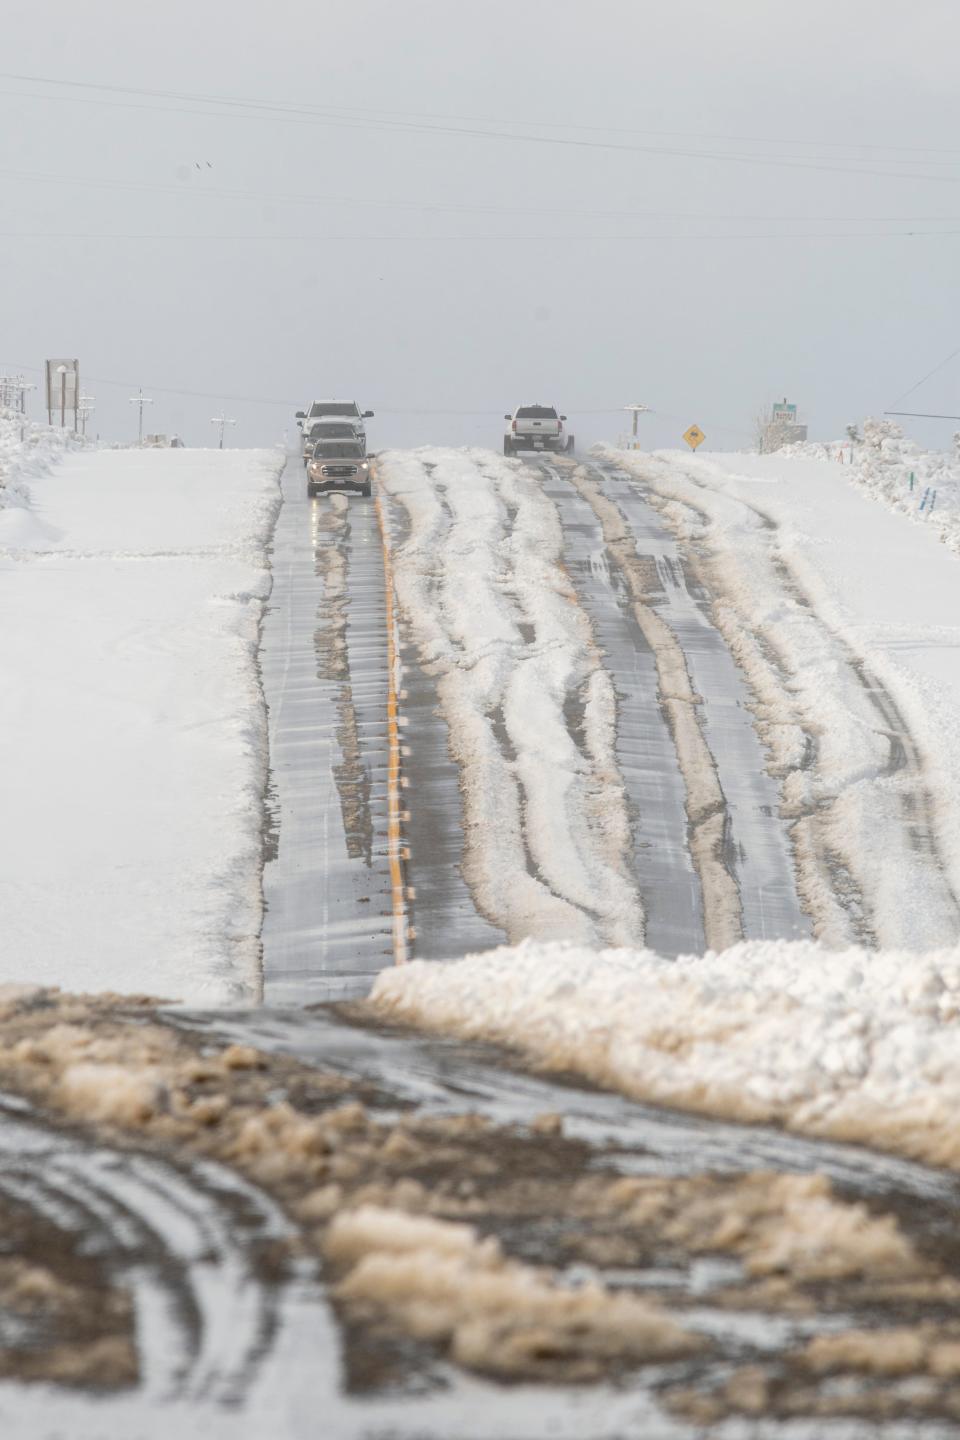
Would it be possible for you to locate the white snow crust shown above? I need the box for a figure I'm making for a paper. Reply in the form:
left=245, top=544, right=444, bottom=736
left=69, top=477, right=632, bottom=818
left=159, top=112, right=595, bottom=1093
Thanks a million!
left=0, top=418, right=283, bottom=1002
left=370, top=938, right=960, bottom=1170
left=377, top=447, right=643, bottom=948
left=602, top=441, right=960, bottom=951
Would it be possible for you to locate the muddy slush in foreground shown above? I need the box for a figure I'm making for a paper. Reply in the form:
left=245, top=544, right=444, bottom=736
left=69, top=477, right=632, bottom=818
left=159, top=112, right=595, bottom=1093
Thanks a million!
left=0, top=986, right=959, bottom=1434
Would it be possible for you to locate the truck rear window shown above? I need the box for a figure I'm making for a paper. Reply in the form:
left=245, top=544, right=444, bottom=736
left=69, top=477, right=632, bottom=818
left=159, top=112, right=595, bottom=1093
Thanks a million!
left=316, top=443, right=363, bottom=459
left=309, top=403, right=360, bottom=418
left=516, top=406, right=557, bottom=419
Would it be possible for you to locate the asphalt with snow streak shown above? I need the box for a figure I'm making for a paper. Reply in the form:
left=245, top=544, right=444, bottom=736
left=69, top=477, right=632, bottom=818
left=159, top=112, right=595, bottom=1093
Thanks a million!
left=261, top=447, right=812, bottom=994
left=260, top=459, right=396, bottom=1003
left=534, top=453, right=811, bottom=950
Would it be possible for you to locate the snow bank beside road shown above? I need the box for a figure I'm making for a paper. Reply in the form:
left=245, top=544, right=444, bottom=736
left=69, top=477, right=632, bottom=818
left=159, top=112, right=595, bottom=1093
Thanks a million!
left=370, top=939, right=960, bottom=1171
left=0, top=439, right=283, bottom=1003
left=791, top=419, right=960, bottom=560
left=0, top=410, right=88, bottom=546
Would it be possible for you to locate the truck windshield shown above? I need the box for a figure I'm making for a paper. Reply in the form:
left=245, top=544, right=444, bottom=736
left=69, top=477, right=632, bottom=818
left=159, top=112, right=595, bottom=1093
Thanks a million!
left=309, top=402, right=361, bottom=418
left=316, top=442, right=363, bottom=459
left=516, top=406, right=557, bottom=419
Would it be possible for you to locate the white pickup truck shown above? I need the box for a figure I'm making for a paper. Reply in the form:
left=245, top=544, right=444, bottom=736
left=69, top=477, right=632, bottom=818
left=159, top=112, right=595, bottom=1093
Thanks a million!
left=296, top=400, right=374, bottom=444
left=504, top=404, right=574, bottom=456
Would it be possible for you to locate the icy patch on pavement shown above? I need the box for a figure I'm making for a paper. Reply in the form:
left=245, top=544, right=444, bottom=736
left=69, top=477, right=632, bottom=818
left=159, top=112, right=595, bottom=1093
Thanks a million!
left=0, top=433, right=284, bottom=1002
left=378, top=447, right=643, bottom=947
left=370, top=939, right=960, bottom=1171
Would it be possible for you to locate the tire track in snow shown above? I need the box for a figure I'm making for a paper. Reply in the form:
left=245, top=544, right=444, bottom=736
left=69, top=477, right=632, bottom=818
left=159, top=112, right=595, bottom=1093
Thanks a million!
left=554, top=459, right=745, bottom=950
left=377, top=448, right=644, bottom=948
left=0, top=1096, right=325, bottom=1411
left=531, top=461, right=706, bottom=955
left=616, top=450, right=960, bottom=949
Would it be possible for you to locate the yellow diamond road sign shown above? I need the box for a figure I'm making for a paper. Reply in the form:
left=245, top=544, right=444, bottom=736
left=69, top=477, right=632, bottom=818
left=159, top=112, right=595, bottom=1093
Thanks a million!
left=683, top=424, right=705, bottom=451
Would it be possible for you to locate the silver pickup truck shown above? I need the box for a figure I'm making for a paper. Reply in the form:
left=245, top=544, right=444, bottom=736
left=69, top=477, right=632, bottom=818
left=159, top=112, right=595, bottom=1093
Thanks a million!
left=504, top=404, right=574, bottom=455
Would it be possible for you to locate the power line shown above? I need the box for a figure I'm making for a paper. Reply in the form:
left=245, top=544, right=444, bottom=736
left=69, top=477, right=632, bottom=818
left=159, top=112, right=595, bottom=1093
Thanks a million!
left=5, top=71, right=960, bottom=166
left=1, top=229, right=958, bottom=243
left=7, top=162, right=960, bottom=226
left=886, top=344, right=960, bottom=409
left=2, top=78, right=960, bottom=188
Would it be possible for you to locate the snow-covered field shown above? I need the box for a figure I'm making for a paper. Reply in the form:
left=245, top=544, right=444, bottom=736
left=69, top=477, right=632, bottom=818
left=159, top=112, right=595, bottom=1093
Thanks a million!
left=602, top=441, right=960, bottom=951
left=0, top=418, right=282, bottom=1002
left=378, top=447, right=643, bottom=948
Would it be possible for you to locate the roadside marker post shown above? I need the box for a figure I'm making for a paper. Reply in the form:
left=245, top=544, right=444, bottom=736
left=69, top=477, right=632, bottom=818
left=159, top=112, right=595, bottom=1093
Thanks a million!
left=920, top=487, right=931, bottom=512
left=909, top=471, right=915, bottom=492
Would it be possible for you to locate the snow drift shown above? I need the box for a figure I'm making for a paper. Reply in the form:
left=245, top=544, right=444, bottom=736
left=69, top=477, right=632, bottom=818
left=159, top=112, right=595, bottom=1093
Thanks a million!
left=369, top=939, right=960, bottom=1171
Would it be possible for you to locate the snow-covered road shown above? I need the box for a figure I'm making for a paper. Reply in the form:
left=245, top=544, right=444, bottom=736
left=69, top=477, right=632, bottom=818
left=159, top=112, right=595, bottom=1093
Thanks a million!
left=609, top=444, right=960, bottom=951
left=8, top=431, right=959, bottom=1001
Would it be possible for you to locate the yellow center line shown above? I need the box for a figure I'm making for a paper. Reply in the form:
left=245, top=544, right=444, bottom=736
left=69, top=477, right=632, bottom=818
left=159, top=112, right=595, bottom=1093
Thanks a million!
left=374, top=474, right=410, bottom=965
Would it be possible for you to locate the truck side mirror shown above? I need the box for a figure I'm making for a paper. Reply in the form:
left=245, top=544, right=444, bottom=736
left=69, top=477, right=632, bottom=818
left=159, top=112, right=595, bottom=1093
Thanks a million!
left=560, top=415, right=567, bottom=421
left=363, top=410, right=374, bottom=418
left=504, top=414, right=511, bottom=420
left=295, top=411, right=305, bottom=419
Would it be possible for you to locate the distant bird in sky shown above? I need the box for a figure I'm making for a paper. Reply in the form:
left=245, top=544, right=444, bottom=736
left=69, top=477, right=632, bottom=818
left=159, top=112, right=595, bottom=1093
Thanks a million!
left=194, top=161, right=213, bottom=169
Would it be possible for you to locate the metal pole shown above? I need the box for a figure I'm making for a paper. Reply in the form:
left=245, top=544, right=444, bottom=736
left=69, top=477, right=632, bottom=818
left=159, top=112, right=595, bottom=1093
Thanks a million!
left=58, top=366, right=67, bottom=427
left=210, top=415, right=237, bottom=448
left=129, top=389, right=154, bottom=445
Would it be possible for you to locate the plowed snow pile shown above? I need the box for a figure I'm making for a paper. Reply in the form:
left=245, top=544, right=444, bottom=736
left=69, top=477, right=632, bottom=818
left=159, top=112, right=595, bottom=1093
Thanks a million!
left=377, top=447, right=643, bottom=947
left=0, top=421, right=283, bottom=1002
left=369, top=939, right=960, bottom=1169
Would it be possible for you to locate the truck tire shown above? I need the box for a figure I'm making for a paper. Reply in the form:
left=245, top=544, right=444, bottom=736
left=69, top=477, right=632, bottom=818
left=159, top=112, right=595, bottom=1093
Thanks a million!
left=567, top=435, right=575, bottom=452
left=503, top=438, right=513, bottom=456
left=361, top=483, right=372, bottom=498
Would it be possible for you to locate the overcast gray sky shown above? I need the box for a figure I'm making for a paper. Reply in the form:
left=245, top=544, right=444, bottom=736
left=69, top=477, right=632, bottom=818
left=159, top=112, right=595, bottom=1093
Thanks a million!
left=3, top=0, right=960, bottom=452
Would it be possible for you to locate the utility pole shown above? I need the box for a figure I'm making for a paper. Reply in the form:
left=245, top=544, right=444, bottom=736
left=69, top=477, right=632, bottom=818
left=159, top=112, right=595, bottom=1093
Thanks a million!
left=1, top=375, right=36, bottom=441
left=623, top=403, right=650, bottom=449
left=128, top=387, right=154, bottom=446
left=210, top=414, right=237, bottom=449
left=78, top=393, right=95, bottom=439
left=0, top=374, right=34, bottom=413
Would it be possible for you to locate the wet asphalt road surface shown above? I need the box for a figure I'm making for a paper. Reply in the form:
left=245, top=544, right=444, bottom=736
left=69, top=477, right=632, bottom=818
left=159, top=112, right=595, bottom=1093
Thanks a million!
left=260, top=462, right=395, bottom=1003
